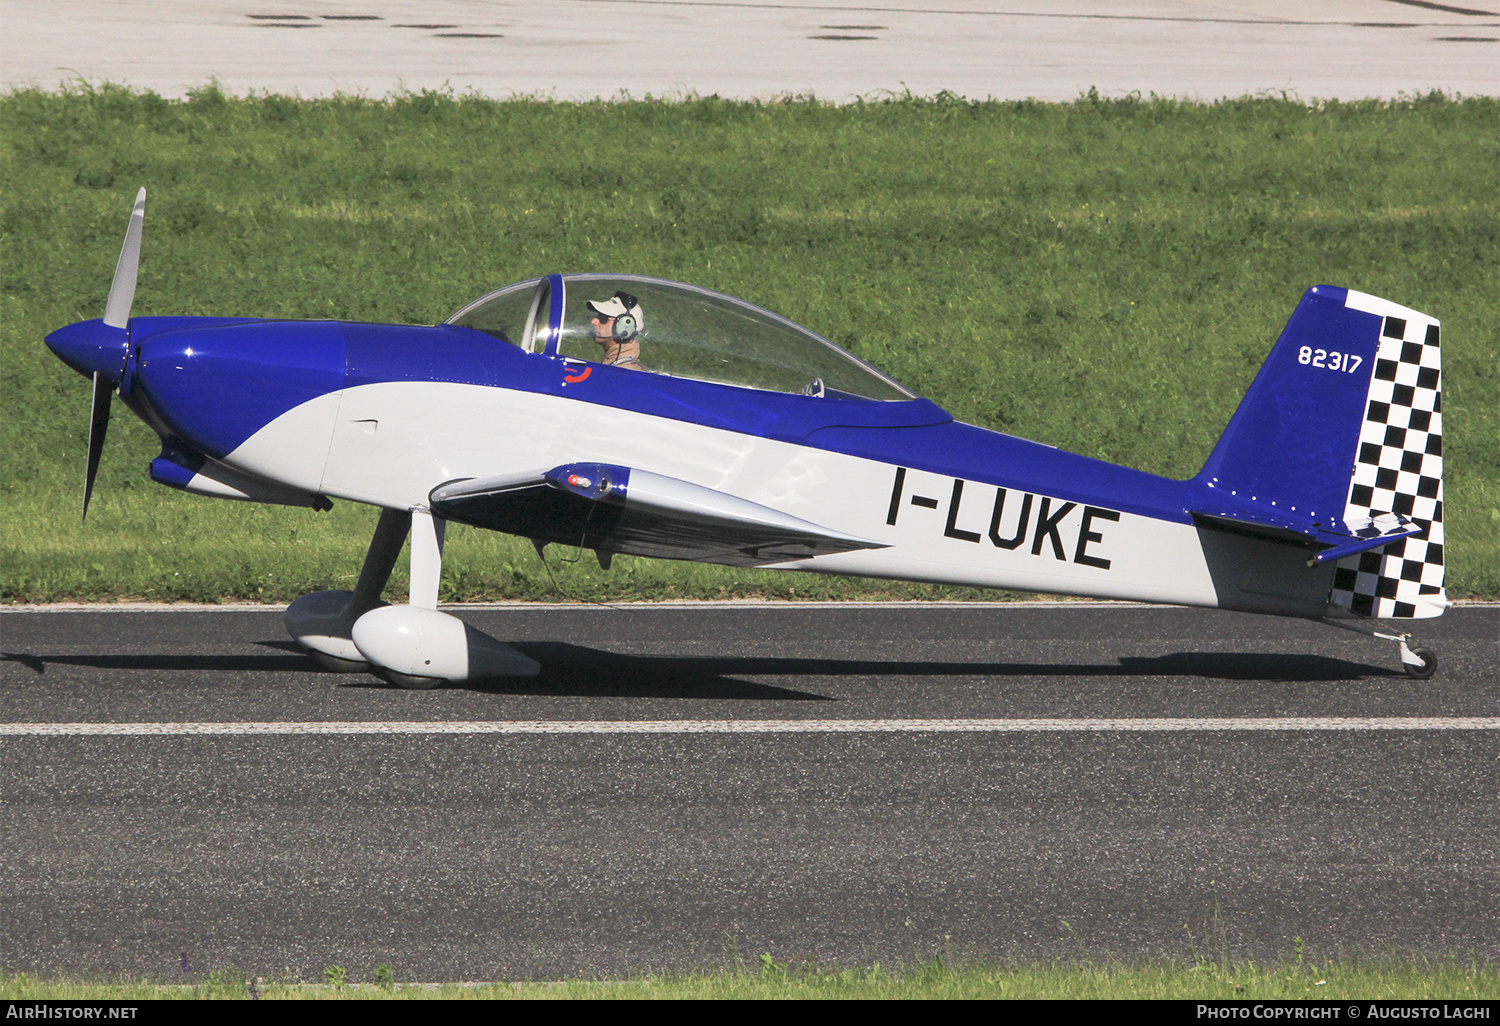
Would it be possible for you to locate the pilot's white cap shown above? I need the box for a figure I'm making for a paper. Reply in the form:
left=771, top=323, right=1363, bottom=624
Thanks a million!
left=586, top=291, right=643, bottom=329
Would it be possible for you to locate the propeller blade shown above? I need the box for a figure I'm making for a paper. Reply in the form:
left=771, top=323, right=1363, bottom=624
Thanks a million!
left=102, top=187, right=146, bottom=330
left=83, top=371, right=112, bottom=520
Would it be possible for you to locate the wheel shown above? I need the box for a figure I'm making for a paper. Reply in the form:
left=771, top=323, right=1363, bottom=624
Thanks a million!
left=308, top=650, right=370, bottom=674
left=1403, top=647, right=1437, bottom=680
left=375, top=667, right=446, bottom=690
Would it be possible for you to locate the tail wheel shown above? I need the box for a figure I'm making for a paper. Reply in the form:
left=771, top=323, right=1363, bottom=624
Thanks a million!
left=1404, top=647, right=1437, bottom=680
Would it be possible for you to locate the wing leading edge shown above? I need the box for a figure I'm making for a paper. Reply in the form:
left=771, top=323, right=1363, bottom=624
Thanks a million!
left=429, top=463, right=887, bottom=568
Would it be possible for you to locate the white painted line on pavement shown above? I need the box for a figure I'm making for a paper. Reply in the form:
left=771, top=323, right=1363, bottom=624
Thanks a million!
left=8, top=600, right=1496, bottom=611
left=3, top=718, right=1497, bottom=736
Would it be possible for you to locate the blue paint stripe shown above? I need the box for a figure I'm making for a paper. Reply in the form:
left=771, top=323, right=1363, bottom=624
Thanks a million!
left=125, top=315, right=1198, bottom=522
left=343, top=322, right=955, bottom=438
left=806, top=422, right=1194, bottom=523
left=139, top=293, right=1416, bottom=529
left=345, top=322, right=1197, bottom=521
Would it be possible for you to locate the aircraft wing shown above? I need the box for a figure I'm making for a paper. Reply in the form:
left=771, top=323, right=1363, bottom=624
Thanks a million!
left=429, top=462, right=887, bottom=568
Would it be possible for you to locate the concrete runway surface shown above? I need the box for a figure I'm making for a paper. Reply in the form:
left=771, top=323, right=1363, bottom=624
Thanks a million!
left=2, top=0, right=1496, bottom=102
left=1, top=603, right=1495, bottom=979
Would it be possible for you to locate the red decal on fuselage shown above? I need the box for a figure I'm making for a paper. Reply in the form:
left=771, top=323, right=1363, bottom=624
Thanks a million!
left=564, top=366, right=592, bottom=383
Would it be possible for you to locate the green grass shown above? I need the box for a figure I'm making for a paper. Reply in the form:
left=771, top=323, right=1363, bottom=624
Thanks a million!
left=3, top=957, right=1496, bottom=999
left=3, top=86, right=1496, bottom=603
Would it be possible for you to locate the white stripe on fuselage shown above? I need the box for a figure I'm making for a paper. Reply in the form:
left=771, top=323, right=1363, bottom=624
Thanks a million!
left=221, top=381, right=1222, bottom=607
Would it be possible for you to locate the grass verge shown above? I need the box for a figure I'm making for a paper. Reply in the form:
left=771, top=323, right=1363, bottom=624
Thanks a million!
left=3, top=957, right=1496, bottom=1000
left=3, top=87, right=1495, bottom=603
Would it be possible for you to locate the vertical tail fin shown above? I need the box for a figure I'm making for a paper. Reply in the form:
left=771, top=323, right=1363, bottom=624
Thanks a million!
left=1195, top=286, right=1445, bottom=619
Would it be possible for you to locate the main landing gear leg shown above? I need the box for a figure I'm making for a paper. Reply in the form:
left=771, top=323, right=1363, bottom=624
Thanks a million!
left=1321, top=617, right=1437, bottom=680
left=364, top=509, right=446, bottom=690
left=349, top=508, right=541, bottom=688
left=285, top=508, right=411, bottom=672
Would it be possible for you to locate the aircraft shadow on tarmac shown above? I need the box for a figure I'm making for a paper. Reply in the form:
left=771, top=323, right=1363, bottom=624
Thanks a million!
left=328, top=643, right=1402, bottom=695
left=0, top=650, right=313, bottom=675
left=1, top=644, right=1399, bottom=699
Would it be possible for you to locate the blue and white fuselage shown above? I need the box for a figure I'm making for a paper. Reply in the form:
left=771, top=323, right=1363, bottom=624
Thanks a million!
left=46, top=225, right=1448, bottom=685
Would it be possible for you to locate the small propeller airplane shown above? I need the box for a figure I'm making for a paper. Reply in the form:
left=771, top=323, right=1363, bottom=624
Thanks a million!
left=45, top=189, right=1448, bottom=686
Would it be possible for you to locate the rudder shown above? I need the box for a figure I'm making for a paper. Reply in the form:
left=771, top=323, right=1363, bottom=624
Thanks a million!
left=1330, top=290, right=1445, bottom=619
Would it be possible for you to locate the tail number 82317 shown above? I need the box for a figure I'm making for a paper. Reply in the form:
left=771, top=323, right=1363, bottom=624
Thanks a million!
left=1299, top=346, right=1362, bottom=373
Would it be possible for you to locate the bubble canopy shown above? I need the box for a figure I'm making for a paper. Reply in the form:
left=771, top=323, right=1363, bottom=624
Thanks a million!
left=446, top=274, right=914, bottom=402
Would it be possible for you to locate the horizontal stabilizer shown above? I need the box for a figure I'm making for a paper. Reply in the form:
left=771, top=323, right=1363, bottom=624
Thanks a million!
left=1190, top=507, right=1423, bottom=566
left=430, top=463, right=886, bottom=567
left=1308, top=529, right=1421, bottom=567
left=1191, top=509, right=1328, bottom=547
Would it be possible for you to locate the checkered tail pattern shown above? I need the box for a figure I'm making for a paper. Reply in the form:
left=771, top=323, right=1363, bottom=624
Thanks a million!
left=1328, top=291, right=1444, bottom=619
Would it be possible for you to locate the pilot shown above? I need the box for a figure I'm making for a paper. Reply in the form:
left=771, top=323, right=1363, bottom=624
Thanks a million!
left=586, top=291, right=647, bottom=371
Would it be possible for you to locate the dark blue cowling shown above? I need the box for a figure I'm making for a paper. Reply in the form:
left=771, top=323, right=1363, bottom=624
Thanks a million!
left=132, top=319, right=347, bottom=460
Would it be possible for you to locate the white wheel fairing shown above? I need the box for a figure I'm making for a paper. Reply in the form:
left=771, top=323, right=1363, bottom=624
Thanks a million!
left=285, top=589, right=382, bottom=665
left=351, top=605, right=540, bottom=681
left=234, top=379, right=1223, bottom=609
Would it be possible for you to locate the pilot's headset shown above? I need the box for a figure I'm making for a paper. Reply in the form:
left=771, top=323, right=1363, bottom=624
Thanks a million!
left=608, top=291, right=641, bottom=343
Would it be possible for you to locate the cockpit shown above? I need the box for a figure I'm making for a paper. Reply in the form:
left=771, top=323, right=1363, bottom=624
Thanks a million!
left=445, top=274, right=913, bottom=401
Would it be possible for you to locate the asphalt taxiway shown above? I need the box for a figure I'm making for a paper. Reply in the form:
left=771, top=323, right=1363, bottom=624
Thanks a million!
left=5, top=0, right=1496, bottom=986
left=2, top=602, right=1495, bottom=979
